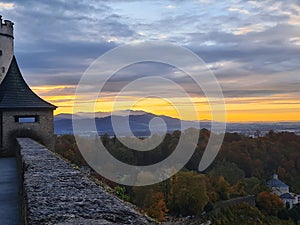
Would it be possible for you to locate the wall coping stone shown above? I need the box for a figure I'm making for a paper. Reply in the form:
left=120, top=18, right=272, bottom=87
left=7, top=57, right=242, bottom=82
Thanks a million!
left=17, top=138, right=155, bottom=225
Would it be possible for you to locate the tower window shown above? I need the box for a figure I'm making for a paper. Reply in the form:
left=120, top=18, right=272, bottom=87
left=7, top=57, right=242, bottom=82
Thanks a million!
left=0, top=50, right=2, bottom=55
left=15, top=116, right=39, bottom=123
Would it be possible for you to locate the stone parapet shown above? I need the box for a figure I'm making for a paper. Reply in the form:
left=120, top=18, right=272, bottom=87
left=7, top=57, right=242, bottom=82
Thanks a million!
left=17, top=138, right=155, bottom=225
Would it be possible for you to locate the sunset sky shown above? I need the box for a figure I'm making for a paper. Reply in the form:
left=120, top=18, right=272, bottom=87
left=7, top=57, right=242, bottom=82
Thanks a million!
left=1, top=0, right=300, bottom=122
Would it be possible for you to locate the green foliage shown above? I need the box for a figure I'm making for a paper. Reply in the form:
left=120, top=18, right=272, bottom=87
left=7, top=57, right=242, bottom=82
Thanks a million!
left=208, top=203, right=264, bottom=225
left=208, top=160, right=245, bottom=185
left=289, top=204, right=300, bottom=225
left=55, top=135, right=87, bottom=166
left=210, top=176, right=231, bottom=200
left=263, top=216, right=294, bottom=225
left=55, top=131, right=300, bottom=222
left=56, top=131, right=300, bottom=192
left=114, top=185, right=129, bottom=201
left=278, top=208, right=290, bottom=220
left=244, top=177, right=268, bottom=195
left=168, top=171, right=209, bottom=216
left=208, top=203, right=295, bottom=225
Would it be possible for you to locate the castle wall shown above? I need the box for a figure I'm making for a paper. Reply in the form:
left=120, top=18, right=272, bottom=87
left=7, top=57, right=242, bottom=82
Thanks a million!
left=16, top=138, right=154, bottom=225
left=0, top=16, right=14, bottom=83
left=0, top=110, right=54, bottom=156
left=0, top=16, right=56, bottom=157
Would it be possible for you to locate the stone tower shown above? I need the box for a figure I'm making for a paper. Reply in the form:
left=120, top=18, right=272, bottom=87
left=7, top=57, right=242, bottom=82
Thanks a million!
left=0, top=15, right=14, bottom=83
left=0, top=16, right=57, bottom=156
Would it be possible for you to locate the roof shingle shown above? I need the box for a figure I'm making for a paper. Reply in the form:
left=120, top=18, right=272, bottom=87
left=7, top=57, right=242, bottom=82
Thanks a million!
left=0, top=56, right=56, bottom=110
left=280, top=193, right=295, bottom=200
left=267, top=178, right=289, bottom=188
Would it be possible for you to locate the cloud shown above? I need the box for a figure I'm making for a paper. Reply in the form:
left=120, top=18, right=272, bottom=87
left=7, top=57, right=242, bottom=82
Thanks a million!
left=1, top=0, right=299, bottom=109
left=165, top=4, right=176, bottom=9
left=0, top=2, right=14, bottom=9
left=227, top=7, right=250, bottom=15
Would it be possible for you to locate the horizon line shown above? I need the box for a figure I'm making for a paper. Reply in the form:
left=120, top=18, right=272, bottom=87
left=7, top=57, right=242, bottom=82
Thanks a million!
left=55, top=110, right=300, bottom=124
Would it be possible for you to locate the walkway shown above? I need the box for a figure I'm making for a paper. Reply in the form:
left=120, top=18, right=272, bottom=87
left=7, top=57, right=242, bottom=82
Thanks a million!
left=0, top=157, right=20, bottom=225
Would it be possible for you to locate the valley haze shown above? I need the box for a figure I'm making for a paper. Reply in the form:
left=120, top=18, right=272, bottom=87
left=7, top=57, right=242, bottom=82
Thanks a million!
left=55, top=110, right=300, bottom=137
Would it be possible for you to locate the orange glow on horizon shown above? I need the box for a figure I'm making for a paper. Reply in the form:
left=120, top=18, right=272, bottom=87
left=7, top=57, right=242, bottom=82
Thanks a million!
left=32, top=85, right=300, bottom=122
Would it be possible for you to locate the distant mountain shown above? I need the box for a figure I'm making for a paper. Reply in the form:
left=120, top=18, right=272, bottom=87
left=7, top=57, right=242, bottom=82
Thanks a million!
left=54, top=113, right=82, bottom=121
left=55, top=110, right=147, bottom=121
left=54, top=111, right=202, bottom=136
left=54, top=111, right=300, bottom=137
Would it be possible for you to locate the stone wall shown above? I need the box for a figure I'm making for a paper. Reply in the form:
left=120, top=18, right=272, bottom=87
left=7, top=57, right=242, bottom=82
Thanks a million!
left=1, top=110, right=54, bottom=156
left=0, top=16, right=14, bottom=81
left=215, top=195, right=256, bottom=209
left=17, top=138, right=155, bottom=225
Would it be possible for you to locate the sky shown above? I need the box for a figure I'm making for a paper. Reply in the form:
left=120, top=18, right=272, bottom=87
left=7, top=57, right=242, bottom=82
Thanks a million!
left=1, top=0, right=300, bottom=122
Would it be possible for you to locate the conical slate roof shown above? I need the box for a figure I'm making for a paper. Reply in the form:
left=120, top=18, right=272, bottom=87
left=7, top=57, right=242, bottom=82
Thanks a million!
left=0, top=56, right=56, bottom=110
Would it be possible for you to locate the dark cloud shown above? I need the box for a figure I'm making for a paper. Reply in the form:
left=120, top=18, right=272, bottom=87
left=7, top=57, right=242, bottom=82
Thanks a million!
left=1, top=0, right=299, bottom=102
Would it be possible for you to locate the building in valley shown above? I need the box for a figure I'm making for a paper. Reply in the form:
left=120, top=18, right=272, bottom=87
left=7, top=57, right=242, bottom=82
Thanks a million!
left=267, top=173, right=299, bottom=209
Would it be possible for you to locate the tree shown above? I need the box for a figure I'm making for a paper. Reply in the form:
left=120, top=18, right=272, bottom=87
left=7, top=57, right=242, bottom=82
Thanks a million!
left=244, top=177, right=268, bottom=195
left=208, top=203, right=264, bottom=225
left=256, top=191, right=284, bottom=216
left=131, top=185, right=167, bottom=222
left=168, top=171, right=209, bottom=216
left=208, top=160, right=245, bottom=185
left=290, top=204, right=300, bottom=225
left=213, top=176, right=231, bottom=200
left=144, top=191, right=168, bottom=222
left=278, top=208, right=290, bottom=220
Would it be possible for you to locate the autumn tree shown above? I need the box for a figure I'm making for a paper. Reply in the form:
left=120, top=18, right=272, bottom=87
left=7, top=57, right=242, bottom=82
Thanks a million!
left=212, top=176, right=231, bottom=200
left=168, top=171, right=209, bottom=216
left=144, top=191, right=168, bottom=222
left=131, top=185, right=167, bottom=222
left=256, top=191, right=284, bottom=216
